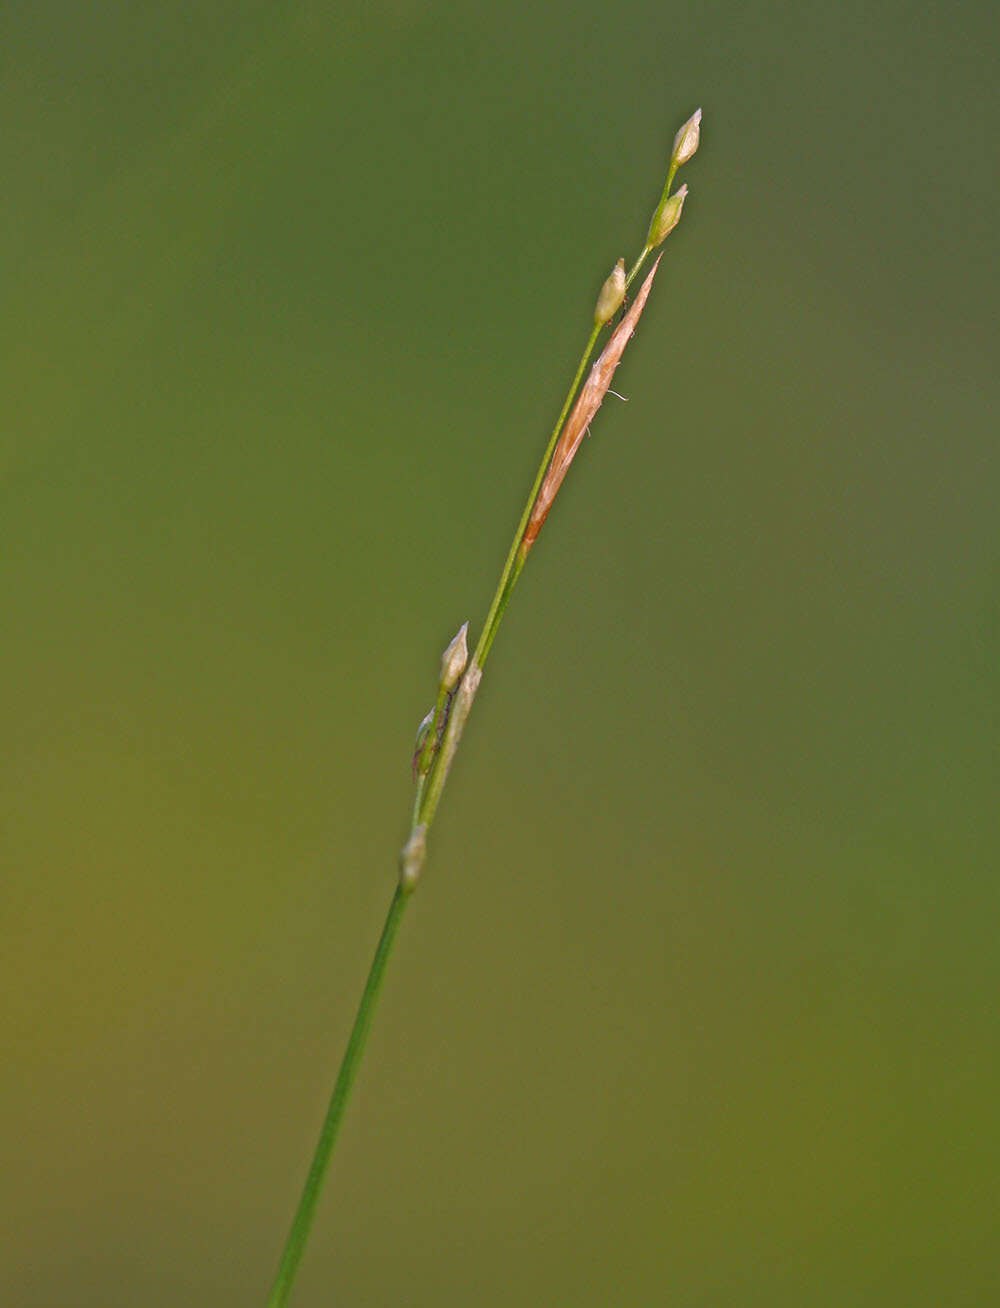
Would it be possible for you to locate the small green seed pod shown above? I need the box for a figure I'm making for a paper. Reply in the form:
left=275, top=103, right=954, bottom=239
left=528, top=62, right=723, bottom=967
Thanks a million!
left=647, top=184, right=688, bottom=249
left=594, top=258, right=626, bottom=326
left=671, top=108, right=702, bottom=168
left=439, top=621, right=469, bottom=693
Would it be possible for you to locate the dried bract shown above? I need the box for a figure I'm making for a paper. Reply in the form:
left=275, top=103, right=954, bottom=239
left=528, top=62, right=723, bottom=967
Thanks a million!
left=520, top=255, right=663, bottom=559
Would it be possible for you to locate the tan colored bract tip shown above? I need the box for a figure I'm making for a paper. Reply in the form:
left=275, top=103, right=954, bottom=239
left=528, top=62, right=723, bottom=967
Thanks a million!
left=520, top=254, right=663, bottom=559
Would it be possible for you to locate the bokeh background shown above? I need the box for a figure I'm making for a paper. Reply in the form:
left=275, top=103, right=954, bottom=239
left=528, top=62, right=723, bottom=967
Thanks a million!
left=4, top=3, right=998, bottom=1304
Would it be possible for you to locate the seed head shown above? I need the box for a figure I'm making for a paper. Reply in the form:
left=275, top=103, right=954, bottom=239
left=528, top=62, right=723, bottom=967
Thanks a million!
left=671, top=108, right=702, bottom=167
left=647, top=184, right=688, bottom=249
left=594, top=258, right=626, bottom=326
left=439, top=621, right=469, bottom=693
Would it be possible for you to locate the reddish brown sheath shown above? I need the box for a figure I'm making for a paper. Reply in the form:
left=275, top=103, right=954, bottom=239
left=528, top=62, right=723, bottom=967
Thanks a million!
left=520, top=253, right=663, bottom=558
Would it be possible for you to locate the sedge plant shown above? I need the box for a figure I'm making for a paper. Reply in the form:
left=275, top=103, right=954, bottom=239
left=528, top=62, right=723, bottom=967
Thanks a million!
left=266, top=107, right=703, bottom=1307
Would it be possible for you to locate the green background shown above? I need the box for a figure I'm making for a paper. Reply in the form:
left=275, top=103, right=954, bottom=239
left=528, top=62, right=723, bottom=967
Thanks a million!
left=4, top=3, right=997, bottom=1304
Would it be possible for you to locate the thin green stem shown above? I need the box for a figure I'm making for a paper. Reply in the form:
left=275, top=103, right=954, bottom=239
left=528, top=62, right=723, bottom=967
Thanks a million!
left=642, top=161, right=678, bottom=269
left=410, top=772, right=427, bottom=829
left=626, top=245, right=652, bottom=291
left=472, top=320, right=601, bottom=669
left=266, top=886, right=410, bottom=1308
left=267, top=311, right=609, bottom=1304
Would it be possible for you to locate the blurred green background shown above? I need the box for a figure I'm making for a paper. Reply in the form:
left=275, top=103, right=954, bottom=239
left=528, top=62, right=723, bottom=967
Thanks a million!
left=3, top=2, right=998, bottom=1304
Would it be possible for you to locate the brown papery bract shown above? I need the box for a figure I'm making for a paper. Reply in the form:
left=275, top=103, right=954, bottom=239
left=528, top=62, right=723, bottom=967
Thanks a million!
left=520, top=254, right=663, bottom=559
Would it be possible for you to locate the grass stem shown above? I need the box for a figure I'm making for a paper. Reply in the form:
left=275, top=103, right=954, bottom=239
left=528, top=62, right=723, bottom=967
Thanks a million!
left=265, top=115, right=699, bottom=1304
left=265, top=887, right=410, bottom=1308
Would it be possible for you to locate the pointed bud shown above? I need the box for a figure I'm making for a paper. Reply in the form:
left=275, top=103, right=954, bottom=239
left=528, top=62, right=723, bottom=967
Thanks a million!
left=594, top=258, right=626, bottom=326
left=671, top=108, right=702, bottom=167
left=439, top=621, right=469, bottom=693
left=647, top=184, right=688, bottom=249
left=412, top=708, right=435, bottom=778
left=399, top=824, right=427, bottom=892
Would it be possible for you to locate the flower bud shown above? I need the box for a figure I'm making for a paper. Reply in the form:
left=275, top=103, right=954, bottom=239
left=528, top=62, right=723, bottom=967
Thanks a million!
left=594, top=258, right=626, bottom=326
left=412, top=707, right=436, bottom=779
left=439, top=621, right=469, bottom=692
left=647, top=184, right=688, bottom=249
left=671, top=108, right=702, bottom=167
left=414, top=707, right=434, bottom=750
